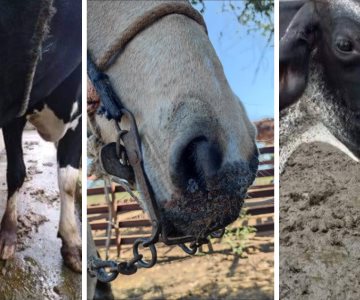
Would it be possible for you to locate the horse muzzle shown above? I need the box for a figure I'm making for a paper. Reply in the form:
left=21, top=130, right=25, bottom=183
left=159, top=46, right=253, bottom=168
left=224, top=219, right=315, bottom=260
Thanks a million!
left=161, top=152, right=259, bottom=237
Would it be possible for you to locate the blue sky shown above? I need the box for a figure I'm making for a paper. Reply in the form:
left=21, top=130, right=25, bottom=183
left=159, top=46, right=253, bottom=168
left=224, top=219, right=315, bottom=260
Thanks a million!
left=193, top=1, right=274, bottom=121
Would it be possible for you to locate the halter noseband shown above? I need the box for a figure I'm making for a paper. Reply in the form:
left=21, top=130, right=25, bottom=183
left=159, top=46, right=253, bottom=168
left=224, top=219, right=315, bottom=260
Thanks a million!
left=87, top=3, right=224, bottom=283
left=96, top=2, right=207, bottom=71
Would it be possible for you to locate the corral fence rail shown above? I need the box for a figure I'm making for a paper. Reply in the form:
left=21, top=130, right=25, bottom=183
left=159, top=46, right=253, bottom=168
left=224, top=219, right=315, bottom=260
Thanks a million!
left=88, top=145, right=274, bottom=252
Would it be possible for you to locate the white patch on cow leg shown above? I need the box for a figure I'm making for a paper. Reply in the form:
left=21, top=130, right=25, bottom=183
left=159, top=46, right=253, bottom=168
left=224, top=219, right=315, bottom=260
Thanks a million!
left=0, top=193, right=18, bottom=259
left=27, top=104, right=68, bottom=142
left=27, top=103, right=82, bottom=144
left=69, top=114, right=81, bottom=131
left=3, top=193, right=17, bottom=223
left=70, top=101, right=79, bottom=118
left=58, top=166, right=81, bottom=248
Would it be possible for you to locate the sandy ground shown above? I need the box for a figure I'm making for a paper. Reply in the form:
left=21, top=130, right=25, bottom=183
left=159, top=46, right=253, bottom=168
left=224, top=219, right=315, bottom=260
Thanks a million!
left=89, top=141, right=274, bottom=300
left=280, top=142, right=360, bottom=299
left=0, top=130, right=81, bottom=300
left=101, top=232, right=274, bottom=300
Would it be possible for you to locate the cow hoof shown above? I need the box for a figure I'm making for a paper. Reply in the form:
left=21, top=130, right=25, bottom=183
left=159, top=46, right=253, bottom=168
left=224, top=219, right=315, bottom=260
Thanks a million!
left=61, top=243, right=82, bottom=273
left=0, top=227, right=17, bottom=260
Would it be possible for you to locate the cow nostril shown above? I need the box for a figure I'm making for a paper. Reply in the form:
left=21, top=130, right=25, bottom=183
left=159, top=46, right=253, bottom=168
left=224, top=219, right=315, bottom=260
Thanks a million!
left=175, top=136, right=222, bottom=191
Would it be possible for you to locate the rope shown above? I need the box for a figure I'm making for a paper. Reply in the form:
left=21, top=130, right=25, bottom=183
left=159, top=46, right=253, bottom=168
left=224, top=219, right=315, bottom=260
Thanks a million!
left=87, top=78, right=100, bottom=116
left=87, top=77, right=105, bottom=179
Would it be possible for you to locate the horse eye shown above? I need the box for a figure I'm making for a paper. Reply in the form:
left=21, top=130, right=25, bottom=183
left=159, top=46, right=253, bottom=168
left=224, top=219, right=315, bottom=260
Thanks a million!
left=336, top=39, right=353, bottom=52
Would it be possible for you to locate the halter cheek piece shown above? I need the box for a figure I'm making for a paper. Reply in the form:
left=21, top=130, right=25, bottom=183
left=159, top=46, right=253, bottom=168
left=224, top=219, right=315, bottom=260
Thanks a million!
left=87, top=3, right=225, bottom=282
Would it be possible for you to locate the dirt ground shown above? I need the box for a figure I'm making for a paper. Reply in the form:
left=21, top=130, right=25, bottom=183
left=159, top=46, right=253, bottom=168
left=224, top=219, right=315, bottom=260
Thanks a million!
left=101, top=232, right=273, bottom=300
left=0, top=130, right=81, bottom=300
left=280, top=142, right=360, bottom=299
left=89, top=140, right=274, bottom=300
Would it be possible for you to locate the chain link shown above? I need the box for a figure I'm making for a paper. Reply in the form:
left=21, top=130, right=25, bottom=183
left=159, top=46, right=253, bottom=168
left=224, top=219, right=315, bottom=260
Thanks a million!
left=90, top=112, right=226, bottom=283
left=88, top=237, right=158, bottom=282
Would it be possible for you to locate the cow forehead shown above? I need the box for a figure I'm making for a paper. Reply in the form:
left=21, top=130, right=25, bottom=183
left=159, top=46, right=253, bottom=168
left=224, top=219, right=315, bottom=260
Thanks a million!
left=327, top=0, right=360, bottom=21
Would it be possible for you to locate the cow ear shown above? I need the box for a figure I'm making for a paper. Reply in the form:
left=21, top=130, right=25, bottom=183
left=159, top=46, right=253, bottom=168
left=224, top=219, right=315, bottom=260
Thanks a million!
left=279, top=2, right=320, bottom=110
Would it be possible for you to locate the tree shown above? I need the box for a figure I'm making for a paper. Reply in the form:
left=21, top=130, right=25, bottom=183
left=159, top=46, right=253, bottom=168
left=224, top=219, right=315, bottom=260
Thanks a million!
left=191, top=0, right=273, bottom=41
left=191, top=0, right=274, bottom=78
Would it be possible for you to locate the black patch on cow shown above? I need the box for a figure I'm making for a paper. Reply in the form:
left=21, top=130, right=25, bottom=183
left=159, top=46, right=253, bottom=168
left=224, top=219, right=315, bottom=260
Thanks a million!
left=0, top=0, right=55, bottom=127
left=2, top=118, right=27, bottom=198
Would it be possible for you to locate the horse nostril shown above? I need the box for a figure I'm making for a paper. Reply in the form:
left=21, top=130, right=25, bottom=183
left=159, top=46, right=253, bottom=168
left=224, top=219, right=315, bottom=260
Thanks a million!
left=175, top=136, right=223, bottom=191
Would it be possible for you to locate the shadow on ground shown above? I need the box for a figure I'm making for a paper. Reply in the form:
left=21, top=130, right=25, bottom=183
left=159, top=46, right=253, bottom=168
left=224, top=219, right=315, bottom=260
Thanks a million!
left=107, top=235, right=273, bottom=300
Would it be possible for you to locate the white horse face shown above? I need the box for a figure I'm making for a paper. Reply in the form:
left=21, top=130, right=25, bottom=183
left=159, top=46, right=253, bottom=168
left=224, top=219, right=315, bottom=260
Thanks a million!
left=92, top=3, right=258, bottom=237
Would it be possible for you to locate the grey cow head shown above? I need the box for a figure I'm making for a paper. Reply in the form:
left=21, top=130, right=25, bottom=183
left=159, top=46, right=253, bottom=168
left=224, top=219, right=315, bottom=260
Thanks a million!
left=280, top=0, right=360, bottom=158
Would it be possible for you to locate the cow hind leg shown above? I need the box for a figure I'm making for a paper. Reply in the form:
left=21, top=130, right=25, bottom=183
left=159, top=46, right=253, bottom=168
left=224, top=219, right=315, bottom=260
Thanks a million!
left=0, top=118, right=26, bottom=260
left=57, top=120, right=82, bottom=272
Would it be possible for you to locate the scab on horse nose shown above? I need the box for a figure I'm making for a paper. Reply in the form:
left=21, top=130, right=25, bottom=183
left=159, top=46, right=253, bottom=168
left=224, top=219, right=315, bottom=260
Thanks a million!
left=173, top=136, right=223, bottom=192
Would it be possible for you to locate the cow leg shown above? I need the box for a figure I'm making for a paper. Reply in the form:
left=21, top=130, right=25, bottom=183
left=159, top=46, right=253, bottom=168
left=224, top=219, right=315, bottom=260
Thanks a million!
left=0, top=117, right=26, bottom=259
left=57, top=118, right=82, bottom=272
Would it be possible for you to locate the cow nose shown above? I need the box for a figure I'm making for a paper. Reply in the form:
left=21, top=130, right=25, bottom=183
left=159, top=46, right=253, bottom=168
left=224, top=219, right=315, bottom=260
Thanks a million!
left=172, top=136, right=223, bottom=191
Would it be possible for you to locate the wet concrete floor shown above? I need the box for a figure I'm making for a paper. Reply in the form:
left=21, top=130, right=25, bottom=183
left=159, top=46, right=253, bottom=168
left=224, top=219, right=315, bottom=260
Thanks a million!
left=0, top=130, right=81, bottom=300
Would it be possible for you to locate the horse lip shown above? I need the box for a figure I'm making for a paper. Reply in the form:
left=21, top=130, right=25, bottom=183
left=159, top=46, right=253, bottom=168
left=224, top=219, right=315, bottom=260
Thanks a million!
left=159, top=186, right=251, bottom=235
left=162, top=221, right=224, bottom=240
left=160, top=198, right=243, bottom=237
left=158, top=154, right=258, bottom=236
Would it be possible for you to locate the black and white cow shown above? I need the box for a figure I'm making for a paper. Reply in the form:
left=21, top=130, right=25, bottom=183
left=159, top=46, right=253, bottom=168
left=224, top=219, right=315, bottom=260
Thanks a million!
left=0, top=0, right=82, bottom=272
left=279, top=0, right=360, bottom=171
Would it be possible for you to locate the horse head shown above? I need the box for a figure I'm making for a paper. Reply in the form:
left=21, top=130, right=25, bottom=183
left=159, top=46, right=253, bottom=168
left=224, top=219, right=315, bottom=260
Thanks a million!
left=88, top=1, right=258, bottom=238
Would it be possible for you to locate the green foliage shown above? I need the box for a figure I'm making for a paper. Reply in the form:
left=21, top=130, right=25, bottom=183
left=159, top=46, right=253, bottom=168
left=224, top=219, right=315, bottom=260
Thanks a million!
left=190, top=0, right=205, bottom=13
left=221, top=212, right=256, bottom=256
left=191, top=0, right=273, bottom=39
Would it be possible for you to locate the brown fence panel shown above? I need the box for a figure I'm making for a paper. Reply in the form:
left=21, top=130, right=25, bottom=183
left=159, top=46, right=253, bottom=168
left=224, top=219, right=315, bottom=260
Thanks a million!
left=88, top=145, right=274, bottom=249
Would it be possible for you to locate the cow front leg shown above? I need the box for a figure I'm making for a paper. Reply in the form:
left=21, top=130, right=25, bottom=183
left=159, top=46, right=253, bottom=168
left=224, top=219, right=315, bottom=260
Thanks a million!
left=57, top=119, right=82, bottom=272
left=0, top=118, right=26, bottom=260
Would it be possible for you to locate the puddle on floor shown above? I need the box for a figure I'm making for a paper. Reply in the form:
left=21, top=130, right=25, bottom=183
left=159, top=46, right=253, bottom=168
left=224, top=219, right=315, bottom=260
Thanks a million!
left=0, top=130, right=81, bottom=300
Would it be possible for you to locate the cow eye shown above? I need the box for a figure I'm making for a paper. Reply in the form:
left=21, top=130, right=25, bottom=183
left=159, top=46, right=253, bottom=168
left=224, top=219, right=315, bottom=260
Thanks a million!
left=336, top=39, right=353, bottom=52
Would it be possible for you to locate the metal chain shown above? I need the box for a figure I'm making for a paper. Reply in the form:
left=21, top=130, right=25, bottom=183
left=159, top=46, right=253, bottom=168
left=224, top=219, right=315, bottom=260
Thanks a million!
left=88, top=237, right=158, bottom=282
left=88, top=226, right=226, bottom=283
left=89, top=112, right=227, bottom=283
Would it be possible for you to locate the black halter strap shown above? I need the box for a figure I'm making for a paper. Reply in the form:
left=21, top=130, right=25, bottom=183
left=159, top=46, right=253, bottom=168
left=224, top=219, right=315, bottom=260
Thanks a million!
left=87, top=51, right=123, bottom=121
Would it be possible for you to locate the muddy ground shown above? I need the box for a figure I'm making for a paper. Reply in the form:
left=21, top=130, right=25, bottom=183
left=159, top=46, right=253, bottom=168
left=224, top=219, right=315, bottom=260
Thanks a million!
left=280, top=142, right=360, bottom=299
left=0, top=130, right=81, bottom=300
left=101, top=232, right=273, bottom=300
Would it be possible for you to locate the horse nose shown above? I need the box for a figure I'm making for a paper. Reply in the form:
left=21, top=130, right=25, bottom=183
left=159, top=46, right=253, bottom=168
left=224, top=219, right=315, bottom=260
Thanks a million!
left=172, top=136, right=223, bottom=191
